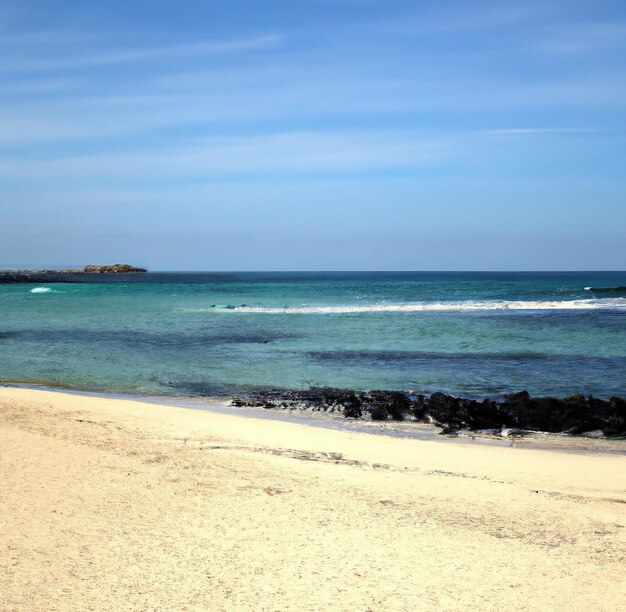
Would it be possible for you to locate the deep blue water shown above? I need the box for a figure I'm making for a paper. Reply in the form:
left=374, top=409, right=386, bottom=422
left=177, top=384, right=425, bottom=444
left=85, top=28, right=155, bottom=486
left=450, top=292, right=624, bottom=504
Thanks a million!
left=0, top=271, right=625, bottom=398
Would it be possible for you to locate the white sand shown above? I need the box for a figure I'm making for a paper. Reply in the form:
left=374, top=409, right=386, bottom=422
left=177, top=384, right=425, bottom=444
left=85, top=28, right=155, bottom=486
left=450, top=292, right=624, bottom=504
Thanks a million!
left=1, top=387, right=625, bottom=611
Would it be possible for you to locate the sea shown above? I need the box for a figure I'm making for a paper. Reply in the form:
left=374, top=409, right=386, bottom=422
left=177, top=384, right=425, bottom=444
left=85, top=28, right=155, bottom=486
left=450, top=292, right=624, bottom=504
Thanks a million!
left=1, top=271, right=625, bottom=399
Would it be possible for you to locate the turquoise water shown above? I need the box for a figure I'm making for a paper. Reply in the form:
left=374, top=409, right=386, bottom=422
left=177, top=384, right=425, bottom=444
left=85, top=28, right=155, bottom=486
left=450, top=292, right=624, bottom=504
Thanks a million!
left=1, top=272, right=625, bottom=398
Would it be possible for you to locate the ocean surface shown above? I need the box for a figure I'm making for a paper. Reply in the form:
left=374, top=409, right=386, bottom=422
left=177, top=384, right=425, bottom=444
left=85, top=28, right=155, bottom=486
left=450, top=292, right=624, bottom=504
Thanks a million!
left=1, top=271, right=625, bottom=399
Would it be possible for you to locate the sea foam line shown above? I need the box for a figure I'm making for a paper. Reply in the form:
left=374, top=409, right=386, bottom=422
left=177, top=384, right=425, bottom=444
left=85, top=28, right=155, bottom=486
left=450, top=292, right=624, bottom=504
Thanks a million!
left=187, top=298, right=626, bottom=314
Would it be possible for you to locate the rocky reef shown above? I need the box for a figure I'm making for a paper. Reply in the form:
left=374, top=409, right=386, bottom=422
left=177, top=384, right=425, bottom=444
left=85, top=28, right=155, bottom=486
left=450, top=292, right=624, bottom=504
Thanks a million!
left=0, top=264, right=148, bottom=283
left=231, top=388, right=626, bottom=437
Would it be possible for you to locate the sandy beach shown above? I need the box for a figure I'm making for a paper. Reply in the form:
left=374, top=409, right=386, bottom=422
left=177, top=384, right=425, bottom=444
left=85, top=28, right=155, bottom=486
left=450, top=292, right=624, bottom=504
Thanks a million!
left=1, top=387, right=625, bottom=611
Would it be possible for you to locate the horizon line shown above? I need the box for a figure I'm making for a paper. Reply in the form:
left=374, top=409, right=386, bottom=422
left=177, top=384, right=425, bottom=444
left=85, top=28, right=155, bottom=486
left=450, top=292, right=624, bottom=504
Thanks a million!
left=2, top=268, right=625, bottom=274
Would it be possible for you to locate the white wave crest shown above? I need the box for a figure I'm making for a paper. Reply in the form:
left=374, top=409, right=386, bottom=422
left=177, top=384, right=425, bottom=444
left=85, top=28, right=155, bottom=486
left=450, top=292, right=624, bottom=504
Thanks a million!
left=30, top=287, right=52, bottom=294
left=188, top=298, right=626, bottom=314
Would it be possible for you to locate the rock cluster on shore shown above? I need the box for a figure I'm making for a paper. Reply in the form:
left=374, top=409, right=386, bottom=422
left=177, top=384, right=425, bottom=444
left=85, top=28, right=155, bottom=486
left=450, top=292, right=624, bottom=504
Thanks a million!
left=231, top=388, right=626, bottom=437
left=0, top=264, right=147, bottom=283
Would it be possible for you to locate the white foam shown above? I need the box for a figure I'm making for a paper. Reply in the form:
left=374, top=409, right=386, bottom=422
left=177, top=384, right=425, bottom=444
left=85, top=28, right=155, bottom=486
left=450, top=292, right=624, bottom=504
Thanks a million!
left=187, top=298, right=626, bottom=314
left=30, top=287, right=52, bottom=294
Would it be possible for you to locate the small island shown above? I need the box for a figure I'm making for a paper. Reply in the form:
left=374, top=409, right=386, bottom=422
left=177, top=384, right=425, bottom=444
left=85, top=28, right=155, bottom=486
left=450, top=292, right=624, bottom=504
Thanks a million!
left=0, top=264, right=148, bottom=283
left=76, top=264, right=148, bottom=274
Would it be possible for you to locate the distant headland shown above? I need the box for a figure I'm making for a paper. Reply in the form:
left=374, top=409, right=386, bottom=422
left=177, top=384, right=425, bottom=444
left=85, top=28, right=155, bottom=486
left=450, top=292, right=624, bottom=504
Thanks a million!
left=0, top=264, right=148, bottom=283
left=80, top=264, right=148, bottom=274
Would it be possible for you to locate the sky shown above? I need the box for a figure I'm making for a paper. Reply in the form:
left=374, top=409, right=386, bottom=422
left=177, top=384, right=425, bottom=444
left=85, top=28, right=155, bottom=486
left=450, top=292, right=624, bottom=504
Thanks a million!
left=1, top=0, right=625, bottom=270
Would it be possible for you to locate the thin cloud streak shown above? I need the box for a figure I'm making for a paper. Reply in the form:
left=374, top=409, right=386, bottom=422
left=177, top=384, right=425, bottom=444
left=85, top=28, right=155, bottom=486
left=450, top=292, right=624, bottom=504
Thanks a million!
left=530, top=21, right=626, bottom=54
left=481, top=128, right=599, bottom=136
left=1, top=67, right=624, bottom=147
left=0, top=34, right=284, bottom=72
left=0, top=29, right=93, bottom=46
left=0, top=76, right=84, bottom=94
left=356, top=4, right=544, bottom=36
left=0, top=130, right=454, bottom=179
left=0, top=127, right=605, bottom=183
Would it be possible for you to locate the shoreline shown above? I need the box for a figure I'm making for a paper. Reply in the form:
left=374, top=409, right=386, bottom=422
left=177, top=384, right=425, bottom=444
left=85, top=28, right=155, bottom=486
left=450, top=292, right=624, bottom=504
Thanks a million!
left=1, top=385, right=625, bottom=610
left=2, top=381, right=625, bottom=454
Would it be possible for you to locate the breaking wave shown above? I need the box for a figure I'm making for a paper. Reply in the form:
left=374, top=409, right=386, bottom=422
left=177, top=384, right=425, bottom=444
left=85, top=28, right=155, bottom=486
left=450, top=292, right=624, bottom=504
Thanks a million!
left=189, top=298, right=626, bottom=314
left=30, top=287, right=53, bottom=294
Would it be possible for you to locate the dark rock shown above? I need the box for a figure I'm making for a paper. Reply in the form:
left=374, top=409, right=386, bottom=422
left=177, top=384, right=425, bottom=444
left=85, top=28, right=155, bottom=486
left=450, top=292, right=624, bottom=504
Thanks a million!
left=499, top=395, right=608, bottom=432
left=499, top=395, right=569, bottom=432
left=386, top=392, right=411, bottom=421
left=225, top=386, right=626, bottom=437
left=367, top=390, right=411, bottom=421
left=409, top=393, right=500, bottom=430
left=604, top=396, right=626, bottom=436
left=470, top=399, right=500, bottom=429
left=564, top=393, right=586, bottom=404
left=427, top=392, right=461, bottom=427
left=506, top=390, right=530, bottom=402
left=410, top=394, right=427, bottom=419
left=424, top=392, right=491, bottom=429
left=343, top=402, right=363, bottom=419
left=369, top=405, right=389, bottom=421
left=439, top=427, right=459, bottom=436
left=585, top=396, right=609, bottom=431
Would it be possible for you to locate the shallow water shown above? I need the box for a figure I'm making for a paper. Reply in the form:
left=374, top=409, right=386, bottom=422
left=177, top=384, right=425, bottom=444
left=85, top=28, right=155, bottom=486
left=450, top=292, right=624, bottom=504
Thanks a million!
left=1, top=271, right=625, bottom=398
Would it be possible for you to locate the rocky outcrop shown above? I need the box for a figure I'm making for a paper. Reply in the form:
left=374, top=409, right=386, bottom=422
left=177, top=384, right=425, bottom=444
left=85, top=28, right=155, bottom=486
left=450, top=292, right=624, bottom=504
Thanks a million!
left=81, top=264, right=147, bottom=274
left=422, top=392, right=501, bottom=430
left=0, top=264, right=147, bottom=283
left=230, top=388, right=626, bottom=437
left=498, top=392, right=626, bottom=436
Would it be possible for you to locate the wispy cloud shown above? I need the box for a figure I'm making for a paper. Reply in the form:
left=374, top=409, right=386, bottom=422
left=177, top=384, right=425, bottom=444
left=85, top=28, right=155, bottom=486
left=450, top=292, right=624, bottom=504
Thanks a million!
left=0, top=34, right=284, bottom=72
left=0, top=130, right=453, bottom=180
left=0, top=29, right=93, bottom=46
left=480, top=128, right=598, bottom=137
left=0, top=76, right=84, bottom=94
left=358, top=4, right=543, bottom=36
left=1, top=67, right=623, bottom=148
left=1, top=125, right=607, bottom=184
left=531, top=21, right=626, bottom=54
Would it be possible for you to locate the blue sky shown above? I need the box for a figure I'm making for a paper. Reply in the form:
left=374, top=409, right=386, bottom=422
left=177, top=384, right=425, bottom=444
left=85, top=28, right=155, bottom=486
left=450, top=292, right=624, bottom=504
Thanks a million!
left=1, top=0, right=625, bottom=270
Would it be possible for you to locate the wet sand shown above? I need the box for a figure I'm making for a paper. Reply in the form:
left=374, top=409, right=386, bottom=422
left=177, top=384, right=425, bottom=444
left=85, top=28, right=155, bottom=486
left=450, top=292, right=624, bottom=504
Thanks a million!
left=1, top=387, right=625, bottom=611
